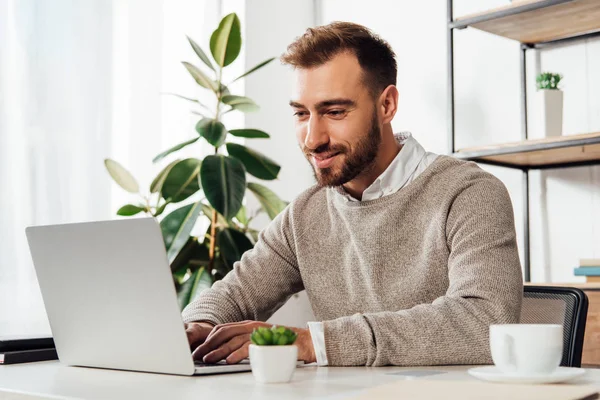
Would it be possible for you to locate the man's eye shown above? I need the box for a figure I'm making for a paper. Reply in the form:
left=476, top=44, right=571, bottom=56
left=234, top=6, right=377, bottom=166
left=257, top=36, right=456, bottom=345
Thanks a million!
left=293, top=111, right=308, bottom=117
left=328, top=110, right=345, bottom=116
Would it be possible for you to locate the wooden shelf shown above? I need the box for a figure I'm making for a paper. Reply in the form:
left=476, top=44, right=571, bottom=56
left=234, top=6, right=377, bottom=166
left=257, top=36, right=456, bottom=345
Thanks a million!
left=451, top=0, right=600, bottom=45
left=525, top=282, right=600, bottom=290
left=454, top=131, right=600, bottom=169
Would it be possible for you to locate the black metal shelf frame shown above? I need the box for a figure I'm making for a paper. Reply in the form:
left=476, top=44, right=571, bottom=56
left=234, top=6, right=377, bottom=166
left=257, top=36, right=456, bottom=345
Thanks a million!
left=447, top=0, right=600, bottom=281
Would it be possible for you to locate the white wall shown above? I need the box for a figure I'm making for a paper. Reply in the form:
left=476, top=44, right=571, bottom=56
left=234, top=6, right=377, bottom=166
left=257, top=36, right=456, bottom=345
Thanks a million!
left=243, top=1, right=316, bottom=207
left=0, top=0, right=241, bottom=335
left=242, top=0, right=317, bottom=326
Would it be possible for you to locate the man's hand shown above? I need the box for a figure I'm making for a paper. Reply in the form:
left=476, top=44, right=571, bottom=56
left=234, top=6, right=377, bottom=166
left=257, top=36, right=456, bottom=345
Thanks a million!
left=190, top=320, right=317, bottom=365
left=185, top=321, right=215, bottom=351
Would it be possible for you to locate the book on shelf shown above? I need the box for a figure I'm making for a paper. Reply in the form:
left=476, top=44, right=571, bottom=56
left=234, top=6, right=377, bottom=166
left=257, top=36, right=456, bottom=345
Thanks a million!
left=574, top=267, right=600, bottom=276
left=586, top=276, right=600, bottom=283
left=579, top=259, right=600, bottom=267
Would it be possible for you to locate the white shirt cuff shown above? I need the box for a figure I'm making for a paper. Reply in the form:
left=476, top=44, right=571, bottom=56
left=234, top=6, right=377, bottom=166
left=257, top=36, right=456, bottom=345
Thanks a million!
left=307, top=321, right=328, bottom=366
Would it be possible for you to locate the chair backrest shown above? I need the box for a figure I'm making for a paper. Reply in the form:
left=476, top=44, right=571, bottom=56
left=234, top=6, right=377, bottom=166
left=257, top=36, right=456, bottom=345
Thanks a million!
left=521, top=286, right=588, bottom=367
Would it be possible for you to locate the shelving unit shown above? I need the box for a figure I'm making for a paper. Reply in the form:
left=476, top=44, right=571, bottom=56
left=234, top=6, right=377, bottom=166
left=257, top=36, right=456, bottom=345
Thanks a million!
left=451, top=0, right=600, bottom=44
left=447, top=0, right=600, bottom=281
left=455, top=131, right=600, bottom=169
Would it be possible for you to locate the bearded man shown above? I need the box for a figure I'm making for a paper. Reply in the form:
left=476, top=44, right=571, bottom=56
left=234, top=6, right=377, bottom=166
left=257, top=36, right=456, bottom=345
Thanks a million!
left=182, top=21, right=523, bottom=367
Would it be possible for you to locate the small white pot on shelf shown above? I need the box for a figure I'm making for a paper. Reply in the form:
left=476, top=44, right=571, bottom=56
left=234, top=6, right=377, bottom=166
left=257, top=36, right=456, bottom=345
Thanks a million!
left=534, top=89, right=563, bottom=139
left=249, top=344, right=298, bottom=383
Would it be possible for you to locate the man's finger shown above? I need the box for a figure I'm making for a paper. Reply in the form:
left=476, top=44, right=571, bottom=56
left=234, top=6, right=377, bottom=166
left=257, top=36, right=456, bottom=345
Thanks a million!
left=196, top=322, right=269, bottom=360
left=196, top=334, right=249, bottom=364
left=225, top=342, right=250, bottom=364
left=204, top=320, right=255, bottom=342
left=186, top=323, right=212, bottom=349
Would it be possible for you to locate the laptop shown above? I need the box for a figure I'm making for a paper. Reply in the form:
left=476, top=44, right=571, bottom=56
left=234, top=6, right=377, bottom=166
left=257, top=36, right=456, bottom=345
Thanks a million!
left=25, top=217, right=252, bottom=375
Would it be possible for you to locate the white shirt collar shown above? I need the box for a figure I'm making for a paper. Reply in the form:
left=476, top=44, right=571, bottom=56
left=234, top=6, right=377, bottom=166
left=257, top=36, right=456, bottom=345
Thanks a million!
left=335, top=132, right=427, bottom=202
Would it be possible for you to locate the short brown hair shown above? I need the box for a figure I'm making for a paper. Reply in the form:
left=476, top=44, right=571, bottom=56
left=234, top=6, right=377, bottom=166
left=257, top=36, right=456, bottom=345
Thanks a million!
left=281, top=21, right=397, bottom=98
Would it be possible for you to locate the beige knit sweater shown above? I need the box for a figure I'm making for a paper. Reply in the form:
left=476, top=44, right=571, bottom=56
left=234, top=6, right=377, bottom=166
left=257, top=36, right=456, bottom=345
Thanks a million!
left=182, top=156, right=524, bottom=366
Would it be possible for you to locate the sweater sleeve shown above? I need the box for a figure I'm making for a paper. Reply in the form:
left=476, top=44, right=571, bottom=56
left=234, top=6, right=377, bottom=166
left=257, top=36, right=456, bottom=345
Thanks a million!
left=322, top=175, right=524, bottom=366
left=181, top=205, right=304, bottom=325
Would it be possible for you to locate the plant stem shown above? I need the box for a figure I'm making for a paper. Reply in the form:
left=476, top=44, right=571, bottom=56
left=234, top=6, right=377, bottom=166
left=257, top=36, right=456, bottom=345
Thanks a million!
left=144, top=196, right=152, bottom=215
left=208, top=209, right=218, bottom=272
left=207, top=65, right=224, bottom=273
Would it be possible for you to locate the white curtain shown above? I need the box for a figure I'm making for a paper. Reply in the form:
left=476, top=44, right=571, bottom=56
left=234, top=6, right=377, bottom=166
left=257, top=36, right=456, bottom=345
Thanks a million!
left=0, top=0, right=244, bottom=336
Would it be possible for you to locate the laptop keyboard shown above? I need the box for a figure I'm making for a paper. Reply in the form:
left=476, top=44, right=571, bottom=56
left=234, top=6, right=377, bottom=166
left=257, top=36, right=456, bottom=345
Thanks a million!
left=194, top=359, right=250, bottom=367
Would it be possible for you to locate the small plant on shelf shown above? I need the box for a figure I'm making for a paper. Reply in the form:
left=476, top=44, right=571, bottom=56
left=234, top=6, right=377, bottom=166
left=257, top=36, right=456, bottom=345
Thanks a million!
left=536, top=72, right=562, bottom=90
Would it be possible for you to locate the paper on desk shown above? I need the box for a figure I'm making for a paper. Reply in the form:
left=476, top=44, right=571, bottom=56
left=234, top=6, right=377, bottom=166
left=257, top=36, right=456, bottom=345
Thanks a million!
left=349, top=380, right=599, bottom=400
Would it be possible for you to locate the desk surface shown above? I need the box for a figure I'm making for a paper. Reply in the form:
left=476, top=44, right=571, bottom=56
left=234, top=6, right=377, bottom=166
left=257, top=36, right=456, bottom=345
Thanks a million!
left=0, top=362, right=599, bottom=400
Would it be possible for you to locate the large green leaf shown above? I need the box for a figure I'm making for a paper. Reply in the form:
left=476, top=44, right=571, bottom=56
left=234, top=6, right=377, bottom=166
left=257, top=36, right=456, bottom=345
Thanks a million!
left=154, top=201, right=169, bottom=217
left=160, top=202, right=203, bottom=263
left=221, top=95, right=259, bottom=113
left=232, top=57, right=275, bottom=83
left=187, top=36, right=215, bottom=72
left=196, top=119, right=227, bottom=147
left=177, top=267, right=212, bottom=310
left=173, top=263, right=188, bottom=286
left=226, top=143, right=280, bottom=180
left=228, top=129, right=270, bottom=139
left=217, top=228, right=254, bottom=269
left=104, top=159, right=139, bottom=193
left=170, top=237, right=196, bottom=275
left=150, top=159, right=179, bottom=194
left=170, top=238, right=210, bottom=274
left=209, top=13, right=241, bottom=67
left=247, top=182, right=287, bottom=220
left=117, top=204, right=145, bottom=216
left=161, top=158, right=202, bottom=203
left=235, top=205, right=248, bottom=226
left=219, top=83, right=230, bottom=96
left=152, top=138, right=199, bottom=164
left=182, top=62, right=218, bottom=91
left=201, top=155, right=246, bottom=220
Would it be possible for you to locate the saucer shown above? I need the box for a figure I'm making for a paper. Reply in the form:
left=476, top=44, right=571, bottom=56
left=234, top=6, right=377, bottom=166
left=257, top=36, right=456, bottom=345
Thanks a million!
left=467, top=366, right=586, bottom=384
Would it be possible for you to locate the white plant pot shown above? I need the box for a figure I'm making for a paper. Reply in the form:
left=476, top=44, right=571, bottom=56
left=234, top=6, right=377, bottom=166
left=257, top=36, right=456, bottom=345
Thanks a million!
left=249, top=344, right=298, bottom=383
left=534, top=89, right=563, bottom=139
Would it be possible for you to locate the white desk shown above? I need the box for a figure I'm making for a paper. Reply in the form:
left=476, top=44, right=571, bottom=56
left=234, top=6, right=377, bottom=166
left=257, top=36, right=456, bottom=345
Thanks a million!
left=0, top=362, right=598, bottom=400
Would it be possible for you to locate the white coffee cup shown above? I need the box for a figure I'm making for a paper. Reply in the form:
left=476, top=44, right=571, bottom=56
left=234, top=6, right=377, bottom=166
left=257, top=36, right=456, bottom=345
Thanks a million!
left=489, top=324, right=563, bottom=376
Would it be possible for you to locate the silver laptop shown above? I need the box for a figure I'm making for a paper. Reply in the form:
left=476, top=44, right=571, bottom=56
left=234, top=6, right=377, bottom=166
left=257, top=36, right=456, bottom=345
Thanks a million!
left=25, top=217, right=252, bottom=376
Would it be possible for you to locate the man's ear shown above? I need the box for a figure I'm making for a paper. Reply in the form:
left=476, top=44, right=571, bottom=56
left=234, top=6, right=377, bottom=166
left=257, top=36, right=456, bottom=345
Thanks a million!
left=379, top=85, right=399, bottom=125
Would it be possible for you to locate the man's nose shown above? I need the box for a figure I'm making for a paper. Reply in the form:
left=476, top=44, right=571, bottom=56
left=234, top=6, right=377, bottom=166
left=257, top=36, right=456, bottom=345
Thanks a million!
left=304, top=115, right=328, bottom=151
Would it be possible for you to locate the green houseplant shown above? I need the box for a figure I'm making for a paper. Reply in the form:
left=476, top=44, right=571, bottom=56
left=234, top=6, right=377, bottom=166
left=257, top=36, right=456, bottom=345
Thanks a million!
left=536, top=72, right=562, bottom=90
left=535, top=71, right=564, bottom=139
left=104, top=13, right=287, bottom=310
left=249, top=326, right=299, bottom=383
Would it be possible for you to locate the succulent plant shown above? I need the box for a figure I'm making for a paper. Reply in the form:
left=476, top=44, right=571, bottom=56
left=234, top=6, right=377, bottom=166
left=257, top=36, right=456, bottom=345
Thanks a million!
left=536, top=72, right=563, bottom=90
left=251, top=326, right=298, bottom=346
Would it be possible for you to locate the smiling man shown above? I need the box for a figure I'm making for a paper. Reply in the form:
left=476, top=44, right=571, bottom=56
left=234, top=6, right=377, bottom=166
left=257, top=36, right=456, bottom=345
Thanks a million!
left=182, top=22, right=523, bottom=367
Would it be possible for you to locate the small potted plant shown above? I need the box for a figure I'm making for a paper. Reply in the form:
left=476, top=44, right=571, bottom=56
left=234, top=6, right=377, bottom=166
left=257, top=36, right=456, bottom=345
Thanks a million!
left=535, top=71, right=564, bottom=139
left=249, top=326, right=298, bottom=383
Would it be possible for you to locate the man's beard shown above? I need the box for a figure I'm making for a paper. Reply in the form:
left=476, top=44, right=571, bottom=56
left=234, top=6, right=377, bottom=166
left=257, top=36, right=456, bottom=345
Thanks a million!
left=304, top=111, right=381, bottom=187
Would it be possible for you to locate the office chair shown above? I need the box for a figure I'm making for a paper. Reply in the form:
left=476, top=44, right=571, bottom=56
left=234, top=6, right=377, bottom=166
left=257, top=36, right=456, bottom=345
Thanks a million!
left=521, top=286, right=588, bottom=367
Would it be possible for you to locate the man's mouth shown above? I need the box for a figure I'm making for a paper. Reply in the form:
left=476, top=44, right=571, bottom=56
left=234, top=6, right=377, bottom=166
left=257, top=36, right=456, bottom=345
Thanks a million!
left=312, top=152, right=341, bottom=169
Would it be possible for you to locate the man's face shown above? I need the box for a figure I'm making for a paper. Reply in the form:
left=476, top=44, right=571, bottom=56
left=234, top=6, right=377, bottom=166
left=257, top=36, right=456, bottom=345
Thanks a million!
left=290, top=52, right=381, bottom=187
